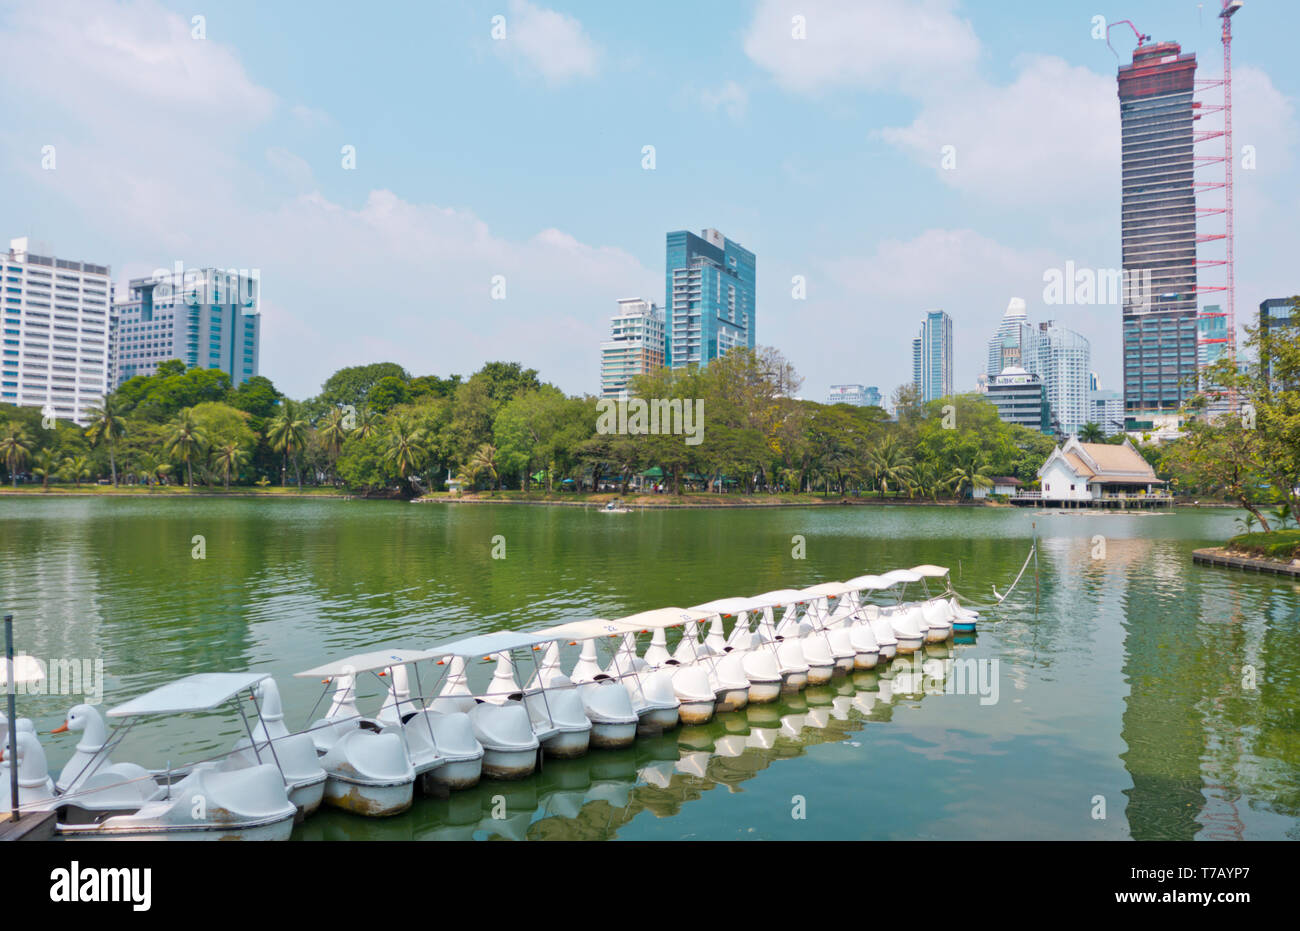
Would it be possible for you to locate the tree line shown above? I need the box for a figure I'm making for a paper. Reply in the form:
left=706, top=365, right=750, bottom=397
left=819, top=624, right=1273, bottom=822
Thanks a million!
left=1, top=349, right=1068, bottom=499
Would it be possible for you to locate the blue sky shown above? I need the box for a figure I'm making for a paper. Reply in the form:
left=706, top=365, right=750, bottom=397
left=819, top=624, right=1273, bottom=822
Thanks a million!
left=2, top=0, right=1297, bottom=403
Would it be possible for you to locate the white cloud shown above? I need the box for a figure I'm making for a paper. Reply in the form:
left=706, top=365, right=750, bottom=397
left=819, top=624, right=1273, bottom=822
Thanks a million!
left=497, top=0, right=600, bottom=85
left=700, top=81, right=749, bottom=121
left=290, top=104, right=333, bottom=129
left=0, top=0, right=275, bottom=129
left=743, top=0, right=979, bottom=95
left=0, top=0, right=650, bottom=399
left=878, top=55, right=1119, bottom=208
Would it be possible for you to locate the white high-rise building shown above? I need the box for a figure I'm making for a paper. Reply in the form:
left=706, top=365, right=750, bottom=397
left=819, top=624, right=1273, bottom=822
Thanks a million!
left=600, top=298, right=664, bottom=399
left=109, top=267, right=260, bottom=389
left=1031, top=321, right=1091, bottom=435
left=987, top=297, right=1031, bottom=378
left=2, top=238, right=112, bottom=425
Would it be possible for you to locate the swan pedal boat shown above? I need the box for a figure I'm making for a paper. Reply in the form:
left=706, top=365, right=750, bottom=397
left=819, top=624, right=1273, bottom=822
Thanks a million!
left=18, top=673, right=299, bottom=840
left=297, top=649, right=456, bottom=814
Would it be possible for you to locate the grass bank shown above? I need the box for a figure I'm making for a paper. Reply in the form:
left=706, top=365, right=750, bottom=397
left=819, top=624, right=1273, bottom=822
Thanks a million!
left=1226, top=529, right=1300, bottom=561
left=0, top=484, right=351, bottom=497
left=415, top=489, right=991, bottom=508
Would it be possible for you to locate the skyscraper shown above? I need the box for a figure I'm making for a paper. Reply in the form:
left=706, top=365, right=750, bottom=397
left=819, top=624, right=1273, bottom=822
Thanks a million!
left=109, top=267, right=260, bottom=388
left=1031, top=321, right=1091, bottom=435
left=1117, top=41, right=1200, bottom=421
left=600, top=297, right=664, bottom=399
left=665, top=228, right=755, bottom=369
left=911, top=309, right=953, bottom=404
left=986, top=297, right=1032, bottom=377
left=2, top=237, right=111, bottom=425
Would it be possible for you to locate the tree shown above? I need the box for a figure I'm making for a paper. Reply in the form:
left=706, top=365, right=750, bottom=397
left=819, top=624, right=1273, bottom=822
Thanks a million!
left=317, top=407, right=350, bottom=484
left=1196, top=305, right=1300, bottom=525
left=165, top=408, right=210, bottom=489
left=83, top=396, right=126, bottom=485
left=947, top=455, right=993, bottom=499
left=383, top=414, right=427, bottom=492
left=317, top=362, right=410, bottom=411
left=31, top=447, right=58, bottom=490
left=1, top=421, right=32, bottom=487
left=62, top=455, right=92, bottom=487
left=463, top=442, right=500, bottom=491
left=211, top=441, right=249, bottom=490
left=1162, top=418, right=1274, bottom=528
left=267, top=399, right=309, bottom=489
left=864, top=435, right=913, bottom=499
left=1079, top=422, right=1106, bottom=443
left=229, top=375, right=282, bottom=422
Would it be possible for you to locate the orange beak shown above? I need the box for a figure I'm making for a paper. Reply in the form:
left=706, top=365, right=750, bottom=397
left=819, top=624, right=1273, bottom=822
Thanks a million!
left=436, top=660, right=445, bottom=665
left=51, top=722, right=69, bottom=734
left=378, top=671, right=386, bottom=677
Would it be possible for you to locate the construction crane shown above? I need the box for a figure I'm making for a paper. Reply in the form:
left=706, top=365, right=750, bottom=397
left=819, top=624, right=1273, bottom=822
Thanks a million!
left=1105, top=19, right=1150, bottom=60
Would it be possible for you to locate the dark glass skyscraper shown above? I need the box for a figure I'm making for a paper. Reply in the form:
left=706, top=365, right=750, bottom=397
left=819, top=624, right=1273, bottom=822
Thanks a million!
left=664, top=229, right=755, bottom=369
left=1117, top=41, right=1200, bottom=421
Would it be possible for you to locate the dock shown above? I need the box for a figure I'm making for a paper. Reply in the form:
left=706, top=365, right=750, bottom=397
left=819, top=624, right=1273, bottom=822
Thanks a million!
left=1193, top=547, right=1300, bottom=577
left=1010, top=493, right=1174, bottom=510
left=0, top=810, right=57, bottom=841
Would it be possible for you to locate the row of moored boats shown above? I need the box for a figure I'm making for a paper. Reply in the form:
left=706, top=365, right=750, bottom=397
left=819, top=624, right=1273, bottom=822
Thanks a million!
left=2, top=566, right=977, bottom=839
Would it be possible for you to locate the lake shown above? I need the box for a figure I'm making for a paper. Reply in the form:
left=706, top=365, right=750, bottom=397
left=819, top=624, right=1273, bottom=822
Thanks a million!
left=2, top=497, right=1296, bottom=840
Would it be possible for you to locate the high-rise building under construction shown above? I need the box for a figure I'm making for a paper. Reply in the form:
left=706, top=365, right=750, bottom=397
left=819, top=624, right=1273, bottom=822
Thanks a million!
left=1117, top=41, right=1200, bottom=422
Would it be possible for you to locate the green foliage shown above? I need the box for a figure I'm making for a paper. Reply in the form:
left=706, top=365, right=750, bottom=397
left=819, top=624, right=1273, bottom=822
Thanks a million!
left=316, top=362, right=410, bottom=411
left=1227, top=530, right=1300, bottom=560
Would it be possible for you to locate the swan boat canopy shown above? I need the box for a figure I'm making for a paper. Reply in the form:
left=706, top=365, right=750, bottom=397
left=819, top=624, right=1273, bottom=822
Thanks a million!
left=41, top=672, right=301, bottom=839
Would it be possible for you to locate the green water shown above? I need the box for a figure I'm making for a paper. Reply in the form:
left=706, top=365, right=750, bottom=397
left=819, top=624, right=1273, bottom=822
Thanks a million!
left=2, top=498, right=1297, bottom=840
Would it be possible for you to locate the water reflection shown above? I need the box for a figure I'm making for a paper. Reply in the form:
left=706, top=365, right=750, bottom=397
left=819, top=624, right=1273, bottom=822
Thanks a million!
left=293, top=644, right=967, bottom=842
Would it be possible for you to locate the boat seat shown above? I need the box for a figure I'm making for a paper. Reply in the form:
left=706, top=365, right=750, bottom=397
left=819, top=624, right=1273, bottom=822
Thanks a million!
left=56, top=803, right=142, bottom=826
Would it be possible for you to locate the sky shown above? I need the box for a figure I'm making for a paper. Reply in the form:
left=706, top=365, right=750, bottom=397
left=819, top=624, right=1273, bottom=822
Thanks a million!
left=1, top=0, right=1297, bottom=404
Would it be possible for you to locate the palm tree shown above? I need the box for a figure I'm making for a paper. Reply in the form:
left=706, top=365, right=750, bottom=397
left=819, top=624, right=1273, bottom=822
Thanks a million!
left=267, top=399, right=309, bottom=490
left=948, top=455, right=993, bottom=500
left=165, top=408, right=209, bottom=489
left=864, top=436, right=912, bottom=499
left=318, top=407, right=349, bottom=484
left=1079, top=422, right=1106, bottom=443
left=83, top=397, right=126, bottom=486
left=0, top=422, right=32, bottom=487
left=908, top=461, right=946, bottom=502
left=351, top=406, right=378, bottom=441
left=383, top=415, right=427, bottom=490
left=31, top=447, right=58, bottom=490
left=466, top=442, right=500, bottom=491
left=62, top=455, right=92, bottom=487
left=211, top=441, right=249, bottom=491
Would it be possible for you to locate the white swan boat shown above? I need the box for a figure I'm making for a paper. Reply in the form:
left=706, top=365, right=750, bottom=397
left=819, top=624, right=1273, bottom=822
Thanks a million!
left=606, top=607, right=719, bottom=724
left=423, top=651, right=541, bottom=780
left=527, top=619, right=643, bottom=748
left=600, top=631, right=682, bottom=733
left=690, top=597, right=782, bottom=708
left=910, top=564, right=979, bottom=632
left=881, top=568, right=952, bottom=643
left=792, top=583, right=859, bottom=676
left=27, top=673, right=298, bottom=840
left=750, top=590, right=814, bottom=691
left=425, top=629, right=594, bottom=763
left=844, top=575, right=898, bottom=660
left=296, top=650, right=430, bottom=815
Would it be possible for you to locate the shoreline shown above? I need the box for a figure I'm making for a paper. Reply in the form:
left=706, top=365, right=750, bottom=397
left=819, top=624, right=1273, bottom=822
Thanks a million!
left=1193, top=546, right=1300, bottom=577
left=0, top=487, right=1245, bottom=510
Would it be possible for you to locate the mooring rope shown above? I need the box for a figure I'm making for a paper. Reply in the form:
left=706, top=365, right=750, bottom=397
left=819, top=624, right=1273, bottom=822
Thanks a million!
left=949, top=540, right=1037, bottom=611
